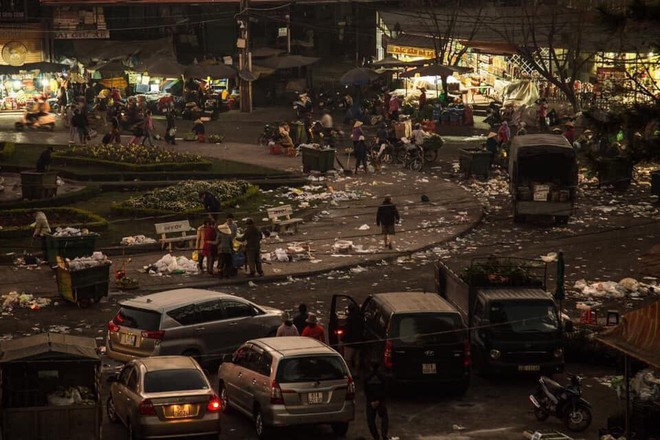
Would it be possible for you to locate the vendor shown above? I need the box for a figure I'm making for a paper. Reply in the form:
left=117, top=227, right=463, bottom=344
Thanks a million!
left=418, top=87, right=427, bottom=109
left=485, top=131, right=499, bottom=165
left=192, top=118, right=206, bottom=143
left=278, top=124, right=295, bottom=153
left=411, top=123, right=430, bottom=146
left=32, top=211, right=51, bottom=259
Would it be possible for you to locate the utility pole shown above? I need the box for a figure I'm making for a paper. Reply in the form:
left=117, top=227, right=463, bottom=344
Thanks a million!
left=238, top=0, right=252, bottom=112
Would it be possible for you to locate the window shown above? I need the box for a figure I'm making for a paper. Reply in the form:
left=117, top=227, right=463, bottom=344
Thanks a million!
left=233, top=346, right=248, bottom=366
left=119, top=366, right=133, bottom=385
left=196, top=300, right=226, bottom=323
left=167, top=304, right=198, bottom=326
left=489, top=301, right=559, bottom=334
left=255, top=352, right=272, bottom=377
left=114, top=307, right=161, bottom=331
left=391, top=313, right=464, bottom=345
left=223, top=300, right=255, bottom=319
left=276, top=356, right=348, bottom=383
left=143, top=369, right=209, bottom=393
left=125, top=368, right=138, bottom=392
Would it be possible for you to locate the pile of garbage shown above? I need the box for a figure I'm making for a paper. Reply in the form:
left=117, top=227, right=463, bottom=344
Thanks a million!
left=459, top=175, right=509, bottom=214
left=121, top=235, right=157, bottom=246
left=270, top=242, right=313, bottom=262
left=47, top=386, right=95, bottom=406
left=51, top=227, right=97, bottom=237
left=631, top=368, right=660, bottom=402
left=65, top=252, right=112, bottom=271
left=571, top=277, right=657, bottom=299
left=277, top=184, right=367, bottom=204
left=1, top=291, right=51, bottom=312
left=146, top=254, right=199, bottom=275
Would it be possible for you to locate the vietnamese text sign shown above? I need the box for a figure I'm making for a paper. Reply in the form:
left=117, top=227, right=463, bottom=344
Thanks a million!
left=387, top=44, right=435, bottom=59
left=54, top=30, right=110, bottom=39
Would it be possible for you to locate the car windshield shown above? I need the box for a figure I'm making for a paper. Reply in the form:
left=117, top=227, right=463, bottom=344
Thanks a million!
left=114, top=306, right=161, bottom=331
left=390, top=313, right=464, bottom=345
left=143, top=369, right=209, bottom=393
left=489, top=301, right=559, bottom=334
left=277, top=356, right=348, bottom=383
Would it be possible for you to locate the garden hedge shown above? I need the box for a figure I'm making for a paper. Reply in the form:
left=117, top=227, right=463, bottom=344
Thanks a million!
left=0, top=207, right=109, bottom=238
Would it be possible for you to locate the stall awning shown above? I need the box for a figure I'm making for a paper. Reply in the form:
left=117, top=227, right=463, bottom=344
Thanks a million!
left=74, top=37, right=174, bottom=63
left=0, top=333, right=100, bottom=363
left=596, top=299, right=660, bottom=369
left=386, top=34, right=437, bottom=59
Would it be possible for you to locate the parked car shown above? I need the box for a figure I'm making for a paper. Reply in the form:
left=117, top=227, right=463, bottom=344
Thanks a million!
left=106, top=289, right=283, bottom=363
left=218, top=336, right=356, bottom=439
left=329, top=292, right=471, bottom=392
left=106, top=355, right=221, bottom=439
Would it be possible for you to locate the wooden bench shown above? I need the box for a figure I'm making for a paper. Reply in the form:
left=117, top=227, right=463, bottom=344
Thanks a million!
left=155, top=220, right=197, bottom=251
left=266, top=205, right=303, bottom=234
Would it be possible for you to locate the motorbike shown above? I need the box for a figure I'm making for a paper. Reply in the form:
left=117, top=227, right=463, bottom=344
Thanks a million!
left=399, top=137, right=425, bottom=171
left=257, top=123, right=281, bottom=147
left=484, top=102, right=503, bottom=129
left=15, top=111, right=57, bottom=131
left=529, top=375, right=592, bottom=432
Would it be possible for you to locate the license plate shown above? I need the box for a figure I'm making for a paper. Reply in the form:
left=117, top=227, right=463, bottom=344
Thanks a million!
left=308, top=392, right=323, bottom=404
left=518, top=365, right=540, bottom=372
left=119, top=333, right=136, bottom=346
left=422, top=363, right=436, bottom=374
left=165, top=404, right=198, bottom=419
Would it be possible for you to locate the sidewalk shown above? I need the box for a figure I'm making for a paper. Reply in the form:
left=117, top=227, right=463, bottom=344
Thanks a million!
left=0, top=106, right=484, bottom=297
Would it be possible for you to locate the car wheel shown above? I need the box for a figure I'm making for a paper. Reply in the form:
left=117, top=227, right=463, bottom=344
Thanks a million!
left=106, top=396, right=120, bottom=423
left=330, top=422, right=349, bottom=436
left=424, top=149, right=438, bottom=162
left=254, top=406, right=271, bottom=439
left=219, top=381, right=231, bottom=414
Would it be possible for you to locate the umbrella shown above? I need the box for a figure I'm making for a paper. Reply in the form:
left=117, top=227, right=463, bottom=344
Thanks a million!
left=340, top=67, right=380, bottom=86
left=252, top=47, right=285, bottom=58
left=238, top=69, right=257, bottom=82
left=93, top=61, right=131, bottom=77
left=184, top=63, right=236, bottom=79
left=400, top=63, right=472, bottom=78
left=258, top=54, right=320, bottom=70
left=137, top=57, right=185, bottom=78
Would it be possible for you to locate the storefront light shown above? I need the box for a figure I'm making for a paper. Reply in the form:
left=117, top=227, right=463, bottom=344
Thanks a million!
left=41, top=78, right=49, bottom=87
left=13, top=80, right=22, bottom=90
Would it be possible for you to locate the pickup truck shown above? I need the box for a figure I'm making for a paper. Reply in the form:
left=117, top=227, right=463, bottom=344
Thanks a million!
left=435, top=257, right=564, bottom=375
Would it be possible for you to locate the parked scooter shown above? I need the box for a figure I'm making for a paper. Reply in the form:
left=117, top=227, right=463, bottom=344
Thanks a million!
left=529, top=375, right=592, bottom=432
left=15, top=111, right=56, bottom=131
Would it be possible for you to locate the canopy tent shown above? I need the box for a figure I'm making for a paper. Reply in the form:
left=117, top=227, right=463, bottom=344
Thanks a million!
left=0, top=333, right=99, bottom=363
left=251, top=47, right=285, bottom=58
left=184, top=63, right=236, bottom=79
left=400, top=63, right=473, bottom=78
left=73, top=37, right=174, bottom=64
left=90, top=60, right=131, bottom=78
left=257, top=54, right=320, bottom=70
left=340, top=67, right=381, bottom=86
left=372, top=55, right=427, bottom=68
left=502, top=80, right=540, bottom=108
left=0, top=62, right=70, bottom=75
left=135, top=56, right=186, bottom=78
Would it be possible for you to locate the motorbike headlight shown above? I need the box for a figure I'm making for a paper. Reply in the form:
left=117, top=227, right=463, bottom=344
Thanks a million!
left=489, top=349, right=501, bottom=360
left=554, top=348, right=564, bottom=358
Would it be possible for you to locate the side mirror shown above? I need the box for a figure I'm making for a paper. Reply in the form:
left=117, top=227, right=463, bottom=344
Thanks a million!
left=106, top=373, right=119, bottom=383
left=221, top=353, right=234, bottom=364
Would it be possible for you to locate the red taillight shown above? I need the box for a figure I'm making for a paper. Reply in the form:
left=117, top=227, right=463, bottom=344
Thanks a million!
left=384, top=339, right=393, bottom=370
left=141, top=330, right=165, bottom=340
left=138, top=399, right=156, bottom=416
left=346, top=376, right=355, bottom=400
left=207, top=394, right=221, bottom=412
left=335, top=329, right=344, bottom=336
left=463, top=340, right=471, bottom=368
left=108, top=320, right=120, bottom=333
left=270, top=380, right=284, bottom=404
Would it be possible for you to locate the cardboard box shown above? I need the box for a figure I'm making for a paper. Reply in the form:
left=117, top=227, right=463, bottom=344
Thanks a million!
left=533, top=184, right=550, bottom=192
left=533, top=190, right=549, bottom=201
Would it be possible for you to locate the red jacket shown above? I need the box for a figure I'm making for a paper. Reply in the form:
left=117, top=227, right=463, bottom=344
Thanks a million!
left=301, top=324, right=326, bottom=343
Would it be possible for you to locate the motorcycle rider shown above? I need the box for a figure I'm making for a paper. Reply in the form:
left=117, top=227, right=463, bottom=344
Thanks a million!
left=411, top=123, right=430, bottom=147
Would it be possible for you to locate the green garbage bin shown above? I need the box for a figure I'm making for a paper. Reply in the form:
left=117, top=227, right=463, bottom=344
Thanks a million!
left=45, top=234, right=99, bottom=264
left=56, top=263, right=110, bottom=306
left=651, top=170, right=660, bottom=197
left=318, top=148, right=336, bottom=172
left=596, top=158, right=633, bottom=191
left=301, top=146, right=321, bottom=172
left=459, top=148, right=492, bottom=179
left=20, top=171, right=58, bottom=200
left=290, top=121, right=305, bottom=145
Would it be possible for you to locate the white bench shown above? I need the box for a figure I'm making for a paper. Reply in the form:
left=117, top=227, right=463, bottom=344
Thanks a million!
left=266, top=205, right=303, bottom=234
left=155, top=220, right=197, bottom=251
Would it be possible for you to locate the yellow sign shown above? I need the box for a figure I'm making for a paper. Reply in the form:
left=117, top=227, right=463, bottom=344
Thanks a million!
left=387, top=44, right=435, bottom=59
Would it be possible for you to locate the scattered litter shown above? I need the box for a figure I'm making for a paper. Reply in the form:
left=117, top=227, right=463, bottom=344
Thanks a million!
left=452, top=424, right=466, bottom=431
left=358, top=224, right=370, bottom=230
left=146, top=254, right=199, bottom=275
left=65, top=252, right=112, bottom=271
left=248, top=281, right=257, bottom=287
left=350, top=266, right=367, bottom=273
left=51, top=227, right=98, bottom=238
left=332, top=240, right=353, bottom=254
left=541, top=252, right=558, bottom=263
left=1, top=291, right=51, bottom=312
left=121, top=235, right=157, bottom=246
left=571, top=278, right=656, bottom=299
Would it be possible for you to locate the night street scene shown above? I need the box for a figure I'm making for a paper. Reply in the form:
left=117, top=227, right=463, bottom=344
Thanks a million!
left=0, top=0, right=659, bottom=439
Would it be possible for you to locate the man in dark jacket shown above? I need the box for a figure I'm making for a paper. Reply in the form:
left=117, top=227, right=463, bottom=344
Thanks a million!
left=199, top=191, right=221, bottom=219
left=293, top=303, right=308, bottom=334
left=36, top=147, right=54, bottom=172
left=376, top=195, right=400, bottom=249
left=240, top=218, right=263, bottom=277
left=342, top=302, right=364, bottom=378
left=364, top=362, right=389, bottom=440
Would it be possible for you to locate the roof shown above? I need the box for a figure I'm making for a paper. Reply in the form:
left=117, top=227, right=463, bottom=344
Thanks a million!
left=386, top=34, right=437, bottom=50
left=121, top=289, right=236, bottom=312
left=138, top=355, right=200, bottom=372
left=255, top=336, right=337, bottom=357
left=477, top=288, right=554, bottom=302
left=510, top=134, right=575, bottom=160
left=374, top=292, right=459, bottom=314
left=0, top=333, right=100, bottom=363
left=596, top=299, right=660, bottom=369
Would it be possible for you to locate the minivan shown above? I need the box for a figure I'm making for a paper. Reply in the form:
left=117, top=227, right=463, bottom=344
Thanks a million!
left=218, top=336, right=355, bottom=439
left=329, top=292, right=470, bottom=392
left=106, top=288, right=283, bottom=363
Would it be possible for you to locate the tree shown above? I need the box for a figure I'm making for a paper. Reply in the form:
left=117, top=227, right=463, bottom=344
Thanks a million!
left=488, top=5, right=599, bottom=112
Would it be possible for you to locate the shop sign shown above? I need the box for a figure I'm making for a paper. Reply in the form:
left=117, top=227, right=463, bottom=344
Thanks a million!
left=387, top=44, right=435, bottom=59
left=0, top=0, right=26, bottom=21
left=54, top=30, right=110, bottom=39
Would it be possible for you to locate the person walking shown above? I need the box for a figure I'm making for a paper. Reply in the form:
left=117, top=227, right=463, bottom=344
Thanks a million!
left=215, top=213, right=237, bottom=278
left=418, top=87, right=427, bottom=109
left=196, top=218, right=217, bottom=275
left=497, top=120, right=511, bottom=150
left=32, top=211, right=51, bottom=260
left=66, top=104, right=76, bottom=144
left=364, top=362, right=390, bottom=440
left=164, top=108, right=177, bottom=145
left=142, top=110, right=155, bottom=147
left=128, top=113, right=145, bottom=145
left=354, top=136, right=369, bottom=174
left=301, top=314, right=326, bottom=342
left=293, top=303, right=309, bottom=334
left=238, top=218, right=263, bottom=277
left=72, top=108, right=88, bottom=145
left=276, top=312, right=299, bottom=337
left=343, top=302, right=364, bottom=378
left=537, top=99, right=548, bottom=131
left=57, top=85, right=67, bottom=118
left=376, top=195, right=400, bottom=250
left=388, top=94, right=400, bottom=122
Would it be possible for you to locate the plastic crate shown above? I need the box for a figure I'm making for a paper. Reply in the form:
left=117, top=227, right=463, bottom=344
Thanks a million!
left=45, top=234, right=98, bottom=264
left=56, top=264, right=110, bottom=306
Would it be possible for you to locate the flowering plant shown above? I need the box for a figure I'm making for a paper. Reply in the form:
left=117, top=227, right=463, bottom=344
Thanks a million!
left=57, top=144, right=204, bottom=165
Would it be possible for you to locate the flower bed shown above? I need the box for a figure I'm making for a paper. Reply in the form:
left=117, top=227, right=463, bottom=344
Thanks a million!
left=0, top=207, right=108, bottom=238
left=53, top=144, right=212, bottom=171
left=112, top=180, right=258, bottom=215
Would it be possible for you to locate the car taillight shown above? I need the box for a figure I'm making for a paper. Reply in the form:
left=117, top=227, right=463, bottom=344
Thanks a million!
left=384, top=339, right=393, bottom=370
left=334, top=329, right=344, bottom=336
left=464, top=340, right=471, bottom=368
left=138, top=399, right=156, bottom=416
left=346, top=376, right=355, bottom=400
left=207, top=394, right=221, bottom=412
left=107, top=320, right=120, bottom=333
left=270, top=380, right=284, bottom=404
left=141, top=330, right=165, bottom=340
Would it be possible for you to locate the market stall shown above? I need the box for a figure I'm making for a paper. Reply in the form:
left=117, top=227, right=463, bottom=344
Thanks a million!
left=0, top=66, right=64, bottom=112
left=0, top=333, right=102, bottom=440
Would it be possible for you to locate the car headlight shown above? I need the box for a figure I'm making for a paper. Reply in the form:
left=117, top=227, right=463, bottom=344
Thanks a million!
left=554, top=348, right=564, bottom=358
left=489, top=349, right=501, bottom=360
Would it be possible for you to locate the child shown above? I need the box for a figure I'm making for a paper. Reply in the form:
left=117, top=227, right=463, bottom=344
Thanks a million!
left=192, top=118, right=205, bottom=143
